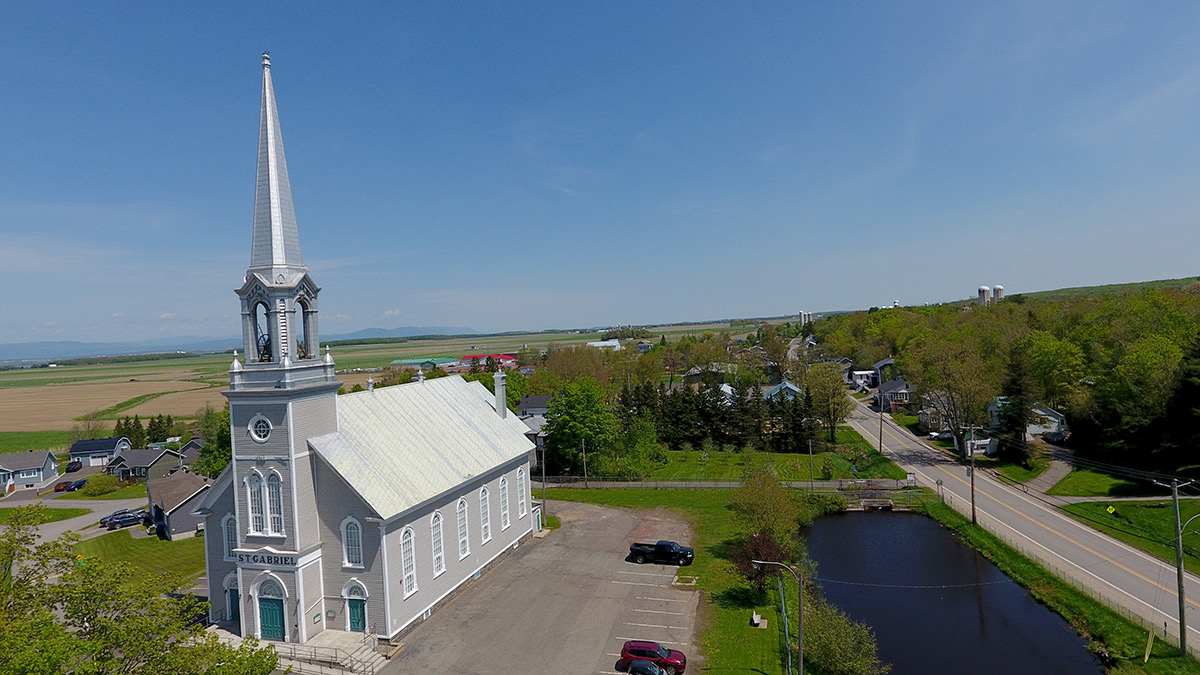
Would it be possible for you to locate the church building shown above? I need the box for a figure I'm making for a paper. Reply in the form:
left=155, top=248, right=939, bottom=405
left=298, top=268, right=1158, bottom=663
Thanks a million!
left=195, top=54, right=537, bottom=645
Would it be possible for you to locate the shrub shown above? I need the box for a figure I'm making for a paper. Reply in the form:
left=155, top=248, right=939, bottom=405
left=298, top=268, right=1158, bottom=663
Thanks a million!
left=80, top=473, right=122, bottom=496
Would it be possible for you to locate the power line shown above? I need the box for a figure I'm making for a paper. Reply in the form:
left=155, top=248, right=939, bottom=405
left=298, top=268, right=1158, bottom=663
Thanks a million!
left=812, top=576, right=1014, bottom=590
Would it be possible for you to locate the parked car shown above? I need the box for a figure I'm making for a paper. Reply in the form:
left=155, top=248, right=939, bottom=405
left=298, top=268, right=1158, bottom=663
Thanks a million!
left=626, top=661, right=664, bottom=675
left=619, top=640, right=686, bottom=675
left=54, top=480, right=74, bottom=492
left=99, top=509, right=134, bottom=527
left=65, top=479, right=87, bottom=492
left=64, top=460, right=83, bottom=473
left=106, top=511, right=145, bottom=530
left=629, top=540, right=694, bottom=566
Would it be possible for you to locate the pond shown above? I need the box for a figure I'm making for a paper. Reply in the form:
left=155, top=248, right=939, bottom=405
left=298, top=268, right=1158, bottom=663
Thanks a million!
left=804, top=512, right=1102, bottom=675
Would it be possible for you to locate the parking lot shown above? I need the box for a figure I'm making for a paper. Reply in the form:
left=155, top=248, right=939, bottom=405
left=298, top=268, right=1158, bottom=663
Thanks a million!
left=384, top=500, right=700, bottom=674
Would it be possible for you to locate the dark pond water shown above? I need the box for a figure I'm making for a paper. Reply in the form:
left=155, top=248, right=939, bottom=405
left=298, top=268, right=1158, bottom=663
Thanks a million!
left=804, top=512, right=1102, bottom=675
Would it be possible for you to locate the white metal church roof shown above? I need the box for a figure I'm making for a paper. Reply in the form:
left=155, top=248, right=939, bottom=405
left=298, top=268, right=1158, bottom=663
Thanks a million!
left=308, top=375, right=534, bottom=521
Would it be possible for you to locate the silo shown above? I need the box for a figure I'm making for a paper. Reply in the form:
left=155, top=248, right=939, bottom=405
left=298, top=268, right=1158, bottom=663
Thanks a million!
left=978, top=286, right=991, bottom=306
left=993, top=285, right=1005, bottom=302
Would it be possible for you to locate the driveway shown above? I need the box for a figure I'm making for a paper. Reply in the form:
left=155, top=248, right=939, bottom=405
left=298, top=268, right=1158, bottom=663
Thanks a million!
left=384, top=500, right=701, bottom=674
left=1, top=484, right=148, bottom=543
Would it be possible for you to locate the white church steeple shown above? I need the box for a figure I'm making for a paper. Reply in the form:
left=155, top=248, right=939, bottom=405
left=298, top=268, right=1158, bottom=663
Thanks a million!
left=231, top=53, right=334, bottom=389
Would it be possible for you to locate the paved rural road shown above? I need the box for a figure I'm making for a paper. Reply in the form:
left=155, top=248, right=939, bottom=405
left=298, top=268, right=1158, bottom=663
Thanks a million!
left=848, top=400, right=1200, bottom=653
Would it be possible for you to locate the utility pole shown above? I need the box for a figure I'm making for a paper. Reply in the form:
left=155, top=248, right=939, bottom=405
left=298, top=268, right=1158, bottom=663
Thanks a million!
left=581, top=438, right=589, bottom=489
left=1155, top=476, right=1196, bottom=657
left=808, top=439, right=814, bottom=491
left=541, top=441, right=547, bottom=518
left=962, top=425, right=982, bottom=525
left=878, top=394, right=885, bottom=453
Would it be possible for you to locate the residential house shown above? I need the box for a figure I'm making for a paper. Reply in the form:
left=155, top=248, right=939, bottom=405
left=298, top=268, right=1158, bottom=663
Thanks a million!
left=586, top=338, right=623, bottom=351
left=763, top=381, right=803, bottom=402
left=986, top=399, right=1070, bottom=440
left=874, top=378, right=911, bottom=410
left=148, top=468, right=212, bottom=540
left=0, top=451, right=58, bottom=494
left=850, top=371, right=875, bottom=389
left=107, top=448, right=186, bottom=482
left=69, top=437, right=131, bottom=468
left=516, top=394, right=552, bottom=417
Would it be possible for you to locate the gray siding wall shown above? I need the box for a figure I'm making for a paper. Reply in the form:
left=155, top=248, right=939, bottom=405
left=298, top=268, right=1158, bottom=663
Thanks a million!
left=231, top=403, right=290, bottom=459
left=204, top=477, right=238, bottom=622
left=313, top=457, right=385, bottom=634
left=385, top=458, right=532, bottom=637
left=290, top=395, right=335, bottom=551
left=300, top=559, right=325, bottom=638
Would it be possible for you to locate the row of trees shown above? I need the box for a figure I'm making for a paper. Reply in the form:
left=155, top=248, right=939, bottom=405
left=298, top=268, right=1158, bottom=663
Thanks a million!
left=113, top=414, right=183, bottom=449
left=813, top=284, right=1200, bottom=468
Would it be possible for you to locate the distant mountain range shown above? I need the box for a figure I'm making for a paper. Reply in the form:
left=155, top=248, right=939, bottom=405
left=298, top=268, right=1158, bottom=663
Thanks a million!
left=0, top=326, right=477, bottom=363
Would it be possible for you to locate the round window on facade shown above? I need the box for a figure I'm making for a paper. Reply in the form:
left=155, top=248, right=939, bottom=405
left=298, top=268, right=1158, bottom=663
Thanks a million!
left=248, top=414, right=272, bottom=443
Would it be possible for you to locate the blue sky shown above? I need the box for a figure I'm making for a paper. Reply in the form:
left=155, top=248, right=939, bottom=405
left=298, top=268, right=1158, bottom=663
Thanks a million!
left=3, top=3, right=1200, bottom=344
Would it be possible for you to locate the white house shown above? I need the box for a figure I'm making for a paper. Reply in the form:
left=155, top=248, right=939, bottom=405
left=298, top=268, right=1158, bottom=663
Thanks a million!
left=193, top=54, right=536, bottom=646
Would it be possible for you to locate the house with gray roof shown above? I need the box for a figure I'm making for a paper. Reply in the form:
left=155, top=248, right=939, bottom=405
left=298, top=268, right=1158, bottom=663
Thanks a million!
left=0, top=451, right=58, bottom=494
left=106, top=448, right=185, bottom=481
left=193, top=56, right=536, bottom=648
left=69, top=437, right=131, bottom=468
left=148, top=468, right=211, bottom=540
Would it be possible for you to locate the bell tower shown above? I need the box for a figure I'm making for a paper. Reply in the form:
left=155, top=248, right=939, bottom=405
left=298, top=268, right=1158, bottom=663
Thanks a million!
left=231, top=52, right=337, bottom=391
left=224, top=53, right=339, bottom=644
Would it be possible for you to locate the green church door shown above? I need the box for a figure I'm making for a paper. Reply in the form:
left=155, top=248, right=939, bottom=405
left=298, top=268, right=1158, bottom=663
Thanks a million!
left=348, top=599, right=366, bottom=632
left=259, top=598, right=285, bottom=641
left=228, top=588, right=240, bottom=622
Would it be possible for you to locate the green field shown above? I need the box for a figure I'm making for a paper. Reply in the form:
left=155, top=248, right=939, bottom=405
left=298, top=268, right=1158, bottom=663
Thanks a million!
left=644, top=429, right=907, bottom=482
left=1047, top=468, right=1166, bottom=498
left=0, top=430, right=73, bottom=455
left=0, top=507, right=91, bottom=524
left=975, top=455, right=1051, bottom=484
left=74, top=529, right=207, bottom=579
left=1061, top=499, right=1200, bottom=577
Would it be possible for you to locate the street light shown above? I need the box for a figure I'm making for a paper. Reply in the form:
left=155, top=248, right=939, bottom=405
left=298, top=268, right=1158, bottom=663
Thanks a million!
left=753, top=559, right=802, bottom=675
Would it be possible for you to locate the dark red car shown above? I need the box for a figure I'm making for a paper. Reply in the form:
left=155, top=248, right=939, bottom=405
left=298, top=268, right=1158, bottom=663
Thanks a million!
left=620, top=640, right=686, bottom=675
left=54, top=480, right=74, bottom=492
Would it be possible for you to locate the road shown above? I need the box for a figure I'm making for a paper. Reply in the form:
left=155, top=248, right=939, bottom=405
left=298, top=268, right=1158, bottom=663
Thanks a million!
left=847, top=400, right=1200, bottom=654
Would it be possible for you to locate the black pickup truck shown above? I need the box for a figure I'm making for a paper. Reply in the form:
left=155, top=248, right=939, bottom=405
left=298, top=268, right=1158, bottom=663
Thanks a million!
left=629, top=540, right=694, bottom=566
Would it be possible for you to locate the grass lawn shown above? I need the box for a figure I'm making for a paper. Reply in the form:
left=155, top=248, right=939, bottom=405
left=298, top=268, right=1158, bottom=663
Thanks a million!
left=975, top=455, right=1051, bottom=484
left=1060, top=499, right=1200, bottom=577
left=0, top=507, right=91, bottom=524
left=0, top=430, right=73, bottom=455
left=74, top=530, right=207, bottom=580
left=544, top=488, right=789, bottom=674
left=922, top=501, right=1200, bottom=674
left=1047, top=468, right=1167, bottom=498
left=645, top=428, right=907, bottom=482
left=56, top=483, right=148, bottom=500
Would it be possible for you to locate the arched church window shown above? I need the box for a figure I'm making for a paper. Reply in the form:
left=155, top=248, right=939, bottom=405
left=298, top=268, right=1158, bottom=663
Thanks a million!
left=296, top=298, right=310, bottom=360
left=401, top=528, right=417, bottom=597
left=457, top=499, right=470, bottom=559
left=254, top=302, right=272, bottom=362
left=247, top=472, right=264, bottom=533
left=431, top=512, right=445, bottom=575
left=479, top=488, right=491, bottom=543
left=267, top=473, right=284, bottom=535
left=223, top=514, right=238, bottom=560
left=517, top=469, right=527, bottom=517
left=342, top=518, right=363, bottom=568
left=258, top=578, right=284, bottom=598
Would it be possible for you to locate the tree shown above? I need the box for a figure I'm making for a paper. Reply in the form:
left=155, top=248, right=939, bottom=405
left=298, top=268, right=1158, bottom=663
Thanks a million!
left=807, top=362, right=856, bottom=442
left=995, top=343, right=1037, bottom=463
left=1160, top=331, right=1200, bottom=466
left=902, top=335, right=997, bottom=454
left=732, top=461, right=798, bottom=545
left=193, top=404, right=232, bottom=478
left=542, top=378, right=617, bottom=474
left=0, top=505, right=279, bottom=674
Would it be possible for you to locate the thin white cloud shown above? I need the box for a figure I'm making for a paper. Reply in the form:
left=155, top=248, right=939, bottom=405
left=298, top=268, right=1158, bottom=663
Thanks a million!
left=384, top=309, right=401, bottom=317
left=159, top=313, right=179, bottom=320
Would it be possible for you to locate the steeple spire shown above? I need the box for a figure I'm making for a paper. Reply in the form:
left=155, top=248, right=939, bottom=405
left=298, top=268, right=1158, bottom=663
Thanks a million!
left=250, top=51, right=305, bottom=278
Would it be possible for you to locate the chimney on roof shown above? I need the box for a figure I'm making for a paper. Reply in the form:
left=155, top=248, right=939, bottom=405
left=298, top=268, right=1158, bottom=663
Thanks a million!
left=415, top=369, right=425, bottom=384
left=495, top=370, right=507, bottom=419
left=366, top=377, right=374, bottom=392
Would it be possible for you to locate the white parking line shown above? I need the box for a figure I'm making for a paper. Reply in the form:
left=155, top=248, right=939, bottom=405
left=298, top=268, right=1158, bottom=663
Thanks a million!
left=617, top=636, right=689, bottom=646
left=618, top=570, right=669, bottom=577
left=632, top=608, right=685, bottom=616
left=636, top=596, right=687, bottom=602
left=612, top=580, right=667, bottom=587
left=625, top=622, right=689, bottom=630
